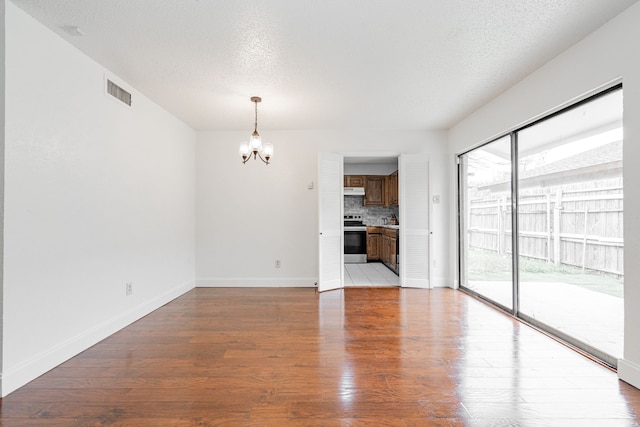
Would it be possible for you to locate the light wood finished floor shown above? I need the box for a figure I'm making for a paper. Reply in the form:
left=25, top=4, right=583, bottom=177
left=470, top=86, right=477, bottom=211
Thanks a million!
left=2, top=287, right=640, bottom=426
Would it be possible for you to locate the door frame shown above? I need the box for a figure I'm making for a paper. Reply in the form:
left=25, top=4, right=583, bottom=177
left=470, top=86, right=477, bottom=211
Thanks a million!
left=318, top=151, right=431, bottom=289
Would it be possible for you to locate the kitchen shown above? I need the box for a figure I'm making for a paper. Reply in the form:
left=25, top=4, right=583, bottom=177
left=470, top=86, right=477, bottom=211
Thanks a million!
left=343, top=157, right=400, bottom=286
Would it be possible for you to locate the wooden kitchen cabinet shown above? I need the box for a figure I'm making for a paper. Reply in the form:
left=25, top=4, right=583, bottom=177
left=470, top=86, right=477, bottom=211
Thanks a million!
left=381, top=234, right=390, bottom=267
left=348, top=172, right=398, bottom=206
left=364, top=176, right=385, bottom=206
left=381, top=228, right=398, bottom=274
left=369, top=226, right=398, bottom=274
left=366, top=227, right=382, bottom=261
left=344, top=175, right=365, bottom=187
left=385, top=170, right=398, bottom=206
left=389, top=236, right=397, bottom=273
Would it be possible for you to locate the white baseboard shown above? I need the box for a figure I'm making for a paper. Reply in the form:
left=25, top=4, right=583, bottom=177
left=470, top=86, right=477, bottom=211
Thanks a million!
left=196, top=277, right=317, bottom=287
left=197, top=277, right=453, bottom=288
left=431, top=277, right=452, bottom=288
left=402, top=278, right=430, bottom=289
left=618, top=358, right=640, bottom=389
left=1, top=280, right=195, bottom=397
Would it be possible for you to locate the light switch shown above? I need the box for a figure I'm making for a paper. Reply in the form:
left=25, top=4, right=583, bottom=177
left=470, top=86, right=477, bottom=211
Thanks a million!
left=308, top=181, right=314, bottom=190
left=433, top=195, right=440, bottom=204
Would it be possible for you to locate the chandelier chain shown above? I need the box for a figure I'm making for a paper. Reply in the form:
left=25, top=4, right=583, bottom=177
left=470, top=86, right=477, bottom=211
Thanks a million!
left=254, top=99, right=258, bottom=134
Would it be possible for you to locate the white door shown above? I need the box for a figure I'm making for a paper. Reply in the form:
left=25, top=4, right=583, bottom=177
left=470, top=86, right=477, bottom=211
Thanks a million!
left=399, top=154, right=430, bottom=288
left=318, top=152, right=344, bottom=292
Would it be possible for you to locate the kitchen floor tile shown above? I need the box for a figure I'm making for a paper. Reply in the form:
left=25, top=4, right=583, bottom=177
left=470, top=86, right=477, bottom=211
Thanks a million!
left=345, top=263, right=399, bottom=287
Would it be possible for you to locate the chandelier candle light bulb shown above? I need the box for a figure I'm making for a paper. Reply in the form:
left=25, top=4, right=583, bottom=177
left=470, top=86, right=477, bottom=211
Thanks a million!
left=240, top=96, right=273, bottom=165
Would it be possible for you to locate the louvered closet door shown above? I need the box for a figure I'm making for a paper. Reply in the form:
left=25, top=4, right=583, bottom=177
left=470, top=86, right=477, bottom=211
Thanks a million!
left=317, top=152, right=343, bottom=292
left=399, top=154, right=430, bottom=288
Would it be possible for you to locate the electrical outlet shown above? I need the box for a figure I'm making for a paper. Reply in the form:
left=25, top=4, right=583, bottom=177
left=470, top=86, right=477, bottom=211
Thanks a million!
left=275, top=260, right=281, bottom=268
left=126, top=282, right=133, bottom=296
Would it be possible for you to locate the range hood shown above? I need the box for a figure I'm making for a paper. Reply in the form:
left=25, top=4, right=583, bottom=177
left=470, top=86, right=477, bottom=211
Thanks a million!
left=344, top=187, right=365, bottom=196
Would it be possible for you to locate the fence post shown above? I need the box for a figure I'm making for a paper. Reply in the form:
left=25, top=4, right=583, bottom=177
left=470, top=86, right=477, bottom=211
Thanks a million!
left=553, top=190, right=563, bottom=266
left=498, top=197, right=504, bottom=255
left=582, top=207, right=589, bottom=271
left=546, top=193, right=552, bottom=263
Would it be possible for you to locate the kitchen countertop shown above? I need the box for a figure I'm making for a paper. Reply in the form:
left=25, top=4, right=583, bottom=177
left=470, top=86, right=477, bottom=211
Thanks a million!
left=367, top=224, right=399, bottom=229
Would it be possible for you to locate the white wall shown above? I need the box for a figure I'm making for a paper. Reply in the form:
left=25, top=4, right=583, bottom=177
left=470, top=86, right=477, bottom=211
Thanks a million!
left=344, top=163, right=398, bottom=175
left=196, top=129, right=450, bottom=288
left=2, top=2, right=196, bottom=396
left=448, top=2, right=640, bottom=387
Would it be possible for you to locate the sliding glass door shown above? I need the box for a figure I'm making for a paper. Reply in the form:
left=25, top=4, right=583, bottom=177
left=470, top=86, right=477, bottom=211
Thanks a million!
left=458, top=86, right=624, bottom=366
left=517, top=89, right=623, bottom=364
left=459, top=136, right=512, bottom=310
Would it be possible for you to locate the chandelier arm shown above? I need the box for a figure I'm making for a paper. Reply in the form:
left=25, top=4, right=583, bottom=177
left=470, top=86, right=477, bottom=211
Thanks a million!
left=257, top=151, right=269, bottom=165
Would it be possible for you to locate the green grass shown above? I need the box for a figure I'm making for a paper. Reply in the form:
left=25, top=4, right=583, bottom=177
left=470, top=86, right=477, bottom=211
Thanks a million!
left=467, top=249, right=623, bottom=298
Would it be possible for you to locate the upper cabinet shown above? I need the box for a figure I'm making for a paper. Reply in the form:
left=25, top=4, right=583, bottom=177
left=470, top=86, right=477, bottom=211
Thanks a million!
left=344, top=175, right=366, bottom=187
left=364, top=176, right=385, bottom=206
left=386, top=170, right=398, bottom=206
left=347, top=171, right=399, bottom=206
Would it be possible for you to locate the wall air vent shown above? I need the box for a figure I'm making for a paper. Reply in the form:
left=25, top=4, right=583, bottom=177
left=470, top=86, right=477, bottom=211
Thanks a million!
left=106, top=79, right=132, bottom=106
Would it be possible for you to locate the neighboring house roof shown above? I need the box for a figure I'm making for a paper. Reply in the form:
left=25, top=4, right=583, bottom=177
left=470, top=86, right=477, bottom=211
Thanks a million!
left=519, top=140, right=622, bottom=180
left=479, top=140, right=622, bottom=192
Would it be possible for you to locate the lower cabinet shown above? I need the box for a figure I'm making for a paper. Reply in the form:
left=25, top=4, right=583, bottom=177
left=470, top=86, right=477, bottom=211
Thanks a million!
left=366, top=227, right=382, bottom=261
left=367, top=226, right=399, bottom=274
left=382, top=228, right=398, bottom=274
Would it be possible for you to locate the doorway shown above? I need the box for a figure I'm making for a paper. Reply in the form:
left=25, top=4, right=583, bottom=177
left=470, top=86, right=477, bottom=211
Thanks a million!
left=318, top=153, right=431, bottom=292
left=344, top=156, right=400, bottom=287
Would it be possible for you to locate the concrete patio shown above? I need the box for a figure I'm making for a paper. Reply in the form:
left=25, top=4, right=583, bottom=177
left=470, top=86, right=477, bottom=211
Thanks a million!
left=465, top=280, right=623, bottom=360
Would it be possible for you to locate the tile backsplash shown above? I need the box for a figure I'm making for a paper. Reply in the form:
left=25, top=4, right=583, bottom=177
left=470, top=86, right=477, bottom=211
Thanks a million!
left=344, top=196, right=399, bottom=226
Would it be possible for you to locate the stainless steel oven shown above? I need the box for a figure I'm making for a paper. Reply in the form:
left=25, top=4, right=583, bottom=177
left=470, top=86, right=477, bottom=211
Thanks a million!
left=344, top=215, right=367, bottom=264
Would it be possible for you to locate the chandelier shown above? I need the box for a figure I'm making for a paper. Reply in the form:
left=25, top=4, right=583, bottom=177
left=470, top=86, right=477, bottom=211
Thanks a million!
left=239, top=96, right=273, bottom=165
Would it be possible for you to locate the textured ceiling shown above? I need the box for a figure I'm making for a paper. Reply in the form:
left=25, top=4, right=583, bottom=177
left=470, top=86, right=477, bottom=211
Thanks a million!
left=10, top=0, right=639, bottom=131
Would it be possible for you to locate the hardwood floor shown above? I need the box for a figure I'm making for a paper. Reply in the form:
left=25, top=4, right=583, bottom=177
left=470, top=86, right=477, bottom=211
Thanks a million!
left=2, top=287, right=640, bottom=426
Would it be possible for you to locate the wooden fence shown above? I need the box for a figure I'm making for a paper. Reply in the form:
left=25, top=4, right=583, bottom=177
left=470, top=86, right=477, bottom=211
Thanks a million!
left=467, top=186, right=623, bottom=276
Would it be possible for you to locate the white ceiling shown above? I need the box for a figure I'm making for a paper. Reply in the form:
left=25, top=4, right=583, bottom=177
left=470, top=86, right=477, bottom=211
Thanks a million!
left=11, top=0, right=638, bottom=132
